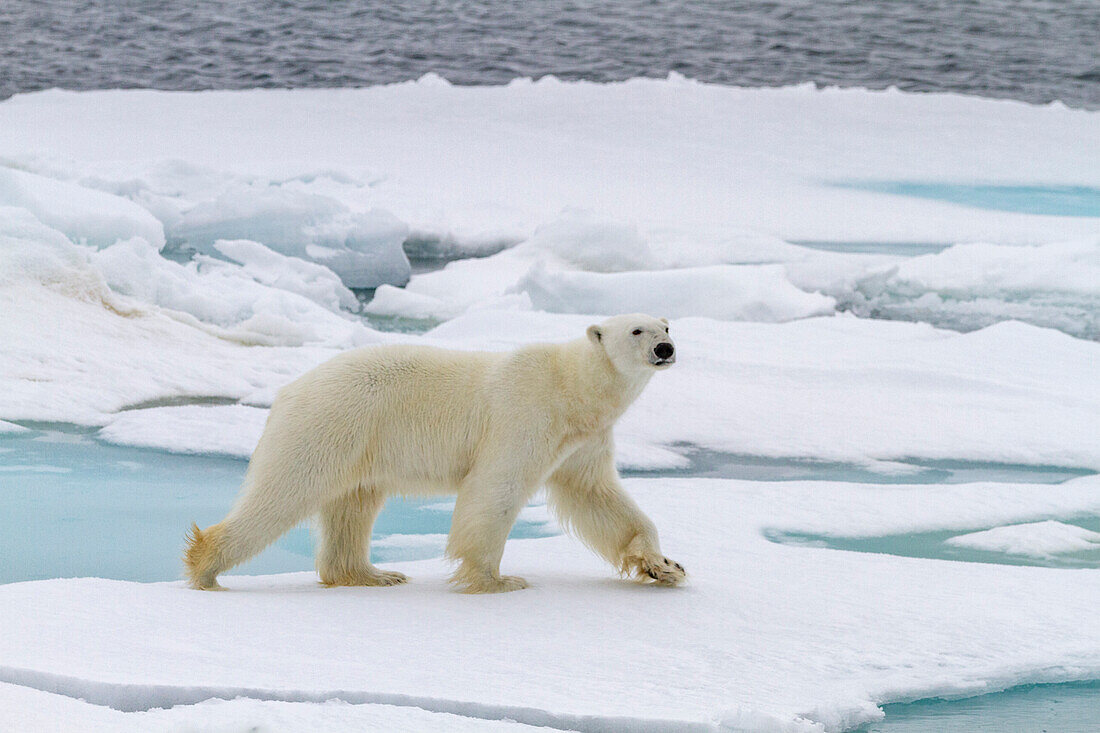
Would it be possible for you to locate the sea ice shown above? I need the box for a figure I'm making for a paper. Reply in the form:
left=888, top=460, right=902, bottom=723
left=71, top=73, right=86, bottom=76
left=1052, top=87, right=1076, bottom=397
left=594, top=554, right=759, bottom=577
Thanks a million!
left=98, top=404, right=270, bottom=457
left=3, top=78, right=1100, bottom=277
left=173, top=183, right=411, bottom=289
left=364, top=213, right=852, bottom=323
left=3, top=477, right=1100, bottom=731
left=90, top=237, right=377, bottom=347
left=823, top=239, right=1100, bottom=339
left=0, top=681, right=548, bottom=733
left=1, top=78, right=1099, bottom=731
left=515, top=261, right=836, bottom=321
left=213, top=238, right=360, bottom=312
left=2, top=80, right=1099, bottom=338
left=0, top=167, right=165, bottom=249
left=945, top=520, right=1100, bottom=558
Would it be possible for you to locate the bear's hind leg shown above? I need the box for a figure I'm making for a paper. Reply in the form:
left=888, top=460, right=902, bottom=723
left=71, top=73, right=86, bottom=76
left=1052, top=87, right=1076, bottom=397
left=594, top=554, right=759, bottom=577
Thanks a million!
left=317, top=486, right=407, bottom=587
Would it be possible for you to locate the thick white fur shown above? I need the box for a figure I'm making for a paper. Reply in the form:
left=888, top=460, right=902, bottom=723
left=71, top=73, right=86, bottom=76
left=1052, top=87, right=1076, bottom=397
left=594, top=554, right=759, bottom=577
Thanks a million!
left=185, top=313, right=685, bottom=593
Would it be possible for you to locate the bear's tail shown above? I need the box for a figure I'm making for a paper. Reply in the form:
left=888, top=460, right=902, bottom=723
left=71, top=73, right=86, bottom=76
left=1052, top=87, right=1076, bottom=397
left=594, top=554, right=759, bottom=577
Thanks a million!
left=183, top=522, right=228, bottom=591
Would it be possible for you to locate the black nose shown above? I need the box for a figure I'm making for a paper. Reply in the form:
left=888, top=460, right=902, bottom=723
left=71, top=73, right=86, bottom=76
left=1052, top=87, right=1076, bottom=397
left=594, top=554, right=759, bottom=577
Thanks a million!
left=654, top=342, right=674, bottom=359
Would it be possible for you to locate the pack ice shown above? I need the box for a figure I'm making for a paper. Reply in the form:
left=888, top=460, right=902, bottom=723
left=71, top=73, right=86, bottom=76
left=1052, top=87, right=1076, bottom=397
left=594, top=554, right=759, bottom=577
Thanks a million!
left=1, top=76, right=1099, bottom=731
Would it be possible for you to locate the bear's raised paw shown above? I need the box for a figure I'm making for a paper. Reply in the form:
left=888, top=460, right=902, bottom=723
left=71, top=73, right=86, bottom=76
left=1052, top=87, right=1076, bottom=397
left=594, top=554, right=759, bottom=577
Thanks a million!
left=630, top=555, right=686, bottom=587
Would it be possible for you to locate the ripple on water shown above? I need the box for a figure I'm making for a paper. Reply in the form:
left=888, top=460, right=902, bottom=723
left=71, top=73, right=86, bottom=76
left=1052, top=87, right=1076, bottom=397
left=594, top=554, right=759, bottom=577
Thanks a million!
left=3, top=1, right=1100, bottom=109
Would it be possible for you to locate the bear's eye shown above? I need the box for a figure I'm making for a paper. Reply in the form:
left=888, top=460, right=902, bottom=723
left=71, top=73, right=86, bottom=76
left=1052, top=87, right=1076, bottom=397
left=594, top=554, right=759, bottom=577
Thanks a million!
left=632, top=329, right=642, bottom=335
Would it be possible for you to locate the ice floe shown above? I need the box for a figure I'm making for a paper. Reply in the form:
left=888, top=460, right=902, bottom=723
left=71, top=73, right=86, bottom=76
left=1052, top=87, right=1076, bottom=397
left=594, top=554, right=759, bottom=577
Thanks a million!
left=945, top=520, right=1100, bottom=559
left=2, top=77, right=1099, bottom=731
left=829, top=239, right=1100, bottom=339
left=0, top=167, right=165, bottom=249
left=3, top=78, right=1098, bottom=249
left=3, top=477, right=1100, bottom=731
left=172, top=183, right=410, bottom=288
left=97, top=404, right=270, bottom=457
left=1, top=79, right=1099, bottom=338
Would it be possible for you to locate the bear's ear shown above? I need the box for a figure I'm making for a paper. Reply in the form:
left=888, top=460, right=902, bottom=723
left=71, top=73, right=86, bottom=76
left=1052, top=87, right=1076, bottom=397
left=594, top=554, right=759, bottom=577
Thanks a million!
left=586, top=325, right=602, bottom=344
left=659, top=317, right=669, bottom=325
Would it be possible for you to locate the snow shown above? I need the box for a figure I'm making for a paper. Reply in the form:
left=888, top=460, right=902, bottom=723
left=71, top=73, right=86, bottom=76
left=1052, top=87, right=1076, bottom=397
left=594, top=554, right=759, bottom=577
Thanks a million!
left=97, top=404, right=270, bottom=457
left=173, top=183, right=410, bottom=288
left=946, top=521, right=1100, bottom=559
left=0, top=420, right=29, bottom=434
left=515, top=263, right=836, bottom=322
left=0, top=167, right=165, bottom=250
left=3, top=477, right=1100, bottom=732
left=88, top=236, right=377, bottom=347
left=818, top=239, right=1100, bottom=339
left=1, top=79, right=1098, bottom=336
left=372, top=533, right=450, bottom=549
left=2, top=79, right=1099, bottom=253
left=1, top=77, right=1099, bottom=730
left=5, top=288, right=1098, bottom=471
left=0, top=682, right=549, bottom=733
left=429, top=311, right=1100, bottom=471
left=0, top=283, right=331, bottom=425
left=213, top=238, right=360, bottom=312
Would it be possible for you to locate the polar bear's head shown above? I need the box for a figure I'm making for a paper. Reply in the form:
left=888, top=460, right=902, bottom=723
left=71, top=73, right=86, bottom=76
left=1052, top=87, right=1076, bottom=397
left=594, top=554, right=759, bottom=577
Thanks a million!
left=587, top=313, right=676, bottom=375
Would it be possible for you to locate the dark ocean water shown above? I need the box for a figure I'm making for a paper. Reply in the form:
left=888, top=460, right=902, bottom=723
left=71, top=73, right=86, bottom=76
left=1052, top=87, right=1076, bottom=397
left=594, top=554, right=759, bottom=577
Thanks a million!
left=1, top=0, right=1098, bottom=107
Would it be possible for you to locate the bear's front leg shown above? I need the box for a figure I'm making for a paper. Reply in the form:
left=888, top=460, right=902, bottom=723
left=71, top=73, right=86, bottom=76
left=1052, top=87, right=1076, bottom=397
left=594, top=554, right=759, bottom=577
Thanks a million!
left=316, top=486, right=410, bottom=588
left=447, top=459, right=541, bottom=593
left=547, top=435, right=686, bottom=587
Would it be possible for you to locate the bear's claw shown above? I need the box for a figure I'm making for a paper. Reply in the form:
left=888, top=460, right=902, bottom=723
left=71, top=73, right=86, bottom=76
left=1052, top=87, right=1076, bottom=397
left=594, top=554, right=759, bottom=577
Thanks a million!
left=631, top=555, right=686, bottom=586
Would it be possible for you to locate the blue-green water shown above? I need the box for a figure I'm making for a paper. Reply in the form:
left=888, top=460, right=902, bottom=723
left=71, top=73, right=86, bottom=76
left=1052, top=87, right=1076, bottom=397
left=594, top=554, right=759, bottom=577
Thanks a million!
left=623, top=447, right=1094, bottom=485
left=794, top=241, right=951, bottom=257
left=0, top=425, right=554, bottom=584
left=836, top=182, right=1100, bottom=217
left=862, top=681, right=1100, bottom=733
left=767, top=516, right=1100, bottom=570
left=4, top=429, right=1094, bottom=584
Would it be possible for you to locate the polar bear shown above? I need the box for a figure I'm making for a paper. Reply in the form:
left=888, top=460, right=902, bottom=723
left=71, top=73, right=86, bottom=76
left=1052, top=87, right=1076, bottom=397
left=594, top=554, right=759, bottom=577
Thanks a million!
left=185, top=313, right=685, bottom=593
